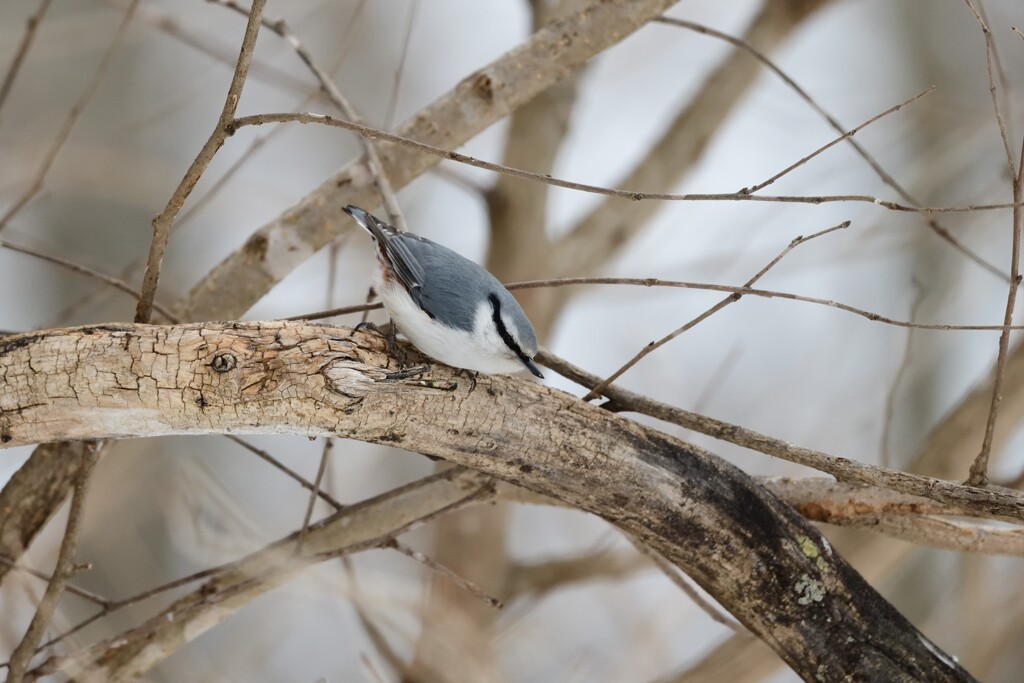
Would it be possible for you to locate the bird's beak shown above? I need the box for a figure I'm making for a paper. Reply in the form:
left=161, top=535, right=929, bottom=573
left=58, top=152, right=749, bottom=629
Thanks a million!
left=521, top=356, right=544, bottom=379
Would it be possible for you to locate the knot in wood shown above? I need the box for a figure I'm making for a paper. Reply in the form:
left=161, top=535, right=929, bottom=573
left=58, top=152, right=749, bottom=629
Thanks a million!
left=210, top=352, right=237, bottom=373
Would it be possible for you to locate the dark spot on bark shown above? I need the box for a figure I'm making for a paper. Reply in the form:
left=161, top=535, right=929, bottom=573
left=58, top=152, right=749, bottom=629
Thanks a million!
left=0, top=331, right=54, bottom=356
left=519, top=464, right=534, bottom=474
left=1, top=432, right=11, bottom=443
left=378, top=432, right=404, bottom=443
left=245, top=233, right=269, bottom=261
left=486, top=387, right=497, bottom=397
left=195, top=393, right=208, bottom=409
left=210, top=352, right=237, bottom=373
left=473, top=73, right=494, bottom=100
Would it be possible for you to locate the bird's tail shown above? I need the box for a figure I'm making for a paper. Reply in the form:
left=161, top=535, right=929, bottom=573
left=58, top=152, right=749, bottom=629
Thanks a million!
left=342, top=205, right=394, bottom=243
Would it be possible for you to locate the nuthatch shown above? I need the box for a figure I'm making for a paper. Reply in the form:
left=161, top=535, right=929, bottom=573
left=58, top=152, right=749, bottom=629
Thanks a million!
left=343, top=205, right=543, bottom=378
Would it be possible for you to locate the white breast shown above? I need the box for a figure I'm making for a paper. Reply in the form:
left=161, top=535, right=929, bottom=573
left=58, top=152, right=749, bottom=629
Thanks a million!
left=374, top=267, right=526, bottom=374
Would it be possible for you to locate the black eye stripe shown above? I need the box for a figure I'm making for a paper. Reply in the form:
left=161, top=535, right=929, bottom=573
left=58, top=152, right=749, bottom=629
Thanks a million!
left=488, top=294, right=532, bottom=365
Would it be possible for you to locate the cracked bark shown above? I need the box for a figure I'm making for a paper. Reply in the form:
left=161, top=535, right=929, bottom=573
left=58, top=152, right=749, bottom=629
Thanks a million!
left=0, top=0, right=683, bottom=592
left=0, top=322, right=978, bottom=682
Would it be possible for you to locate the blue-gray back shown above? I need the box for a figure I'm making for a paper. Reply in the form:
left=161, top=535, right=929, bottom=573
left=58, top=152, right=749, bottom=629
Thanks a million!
left=399, top=234, right=537, bottom=350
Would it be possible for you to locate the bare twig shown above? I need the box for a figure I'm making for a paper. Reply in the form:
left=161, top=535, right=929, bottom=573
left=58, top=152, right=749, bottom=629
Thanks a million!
left=224, top=435, right=344, bottom=509
left=970, top=138, right=1024, bottom=485
left=624, top=534, right=746, bottom=634
left=0, top=556, right=109, bottom=607
left=0, top=0, right=139, bottom=233
left=134, top=0, right=267, bottom=323
left=547, top=0, right=832, bottom=300
left=881, top=278, right=925, bottom=468
left=389, top=540, right=503, bottom=609
left=35, top=557, right=268, bottom=654
left=209, top=0, right=407, bottom=231
left=104, top=0, right=309, bottom=96
left=742, top=89, right=934, bottom=195
left=960, top=0, right=1017, bottom=182
left=230, top=111, right=1021, bottom=215
left=655, top=15, right=1008, bottom=282
left=48, top=9, right=367, bottom=328
left=290, top=274, right=1024, bottom=332
left=581, top=220, right=850, bottom=401
left=5, top=441, right=101, bottom=682
left=966, top=4, right=1024, bottom=485
left=0, top=237, right=177, bottom=322
left=383, top=0, right=419, bottom=131
left=0, top=0, right=54, bottom=119
left=298, top=438, right=333, bottom=550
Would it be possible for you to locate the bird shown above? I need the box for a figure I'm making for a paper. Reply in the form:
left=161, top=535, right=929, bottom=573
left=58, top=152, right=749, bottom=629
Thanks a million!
left=342, top=205, right=544, bottom=378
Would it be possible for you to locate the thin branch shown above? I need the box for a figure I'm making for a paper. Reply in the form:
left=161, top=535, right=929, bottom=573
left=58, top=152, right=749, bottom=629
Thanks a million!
left=0, top=0, right=54, bottom=119
left=960, top=0, right=1017, bottom=183
left=209, top=0, right=407, bottom=231
left=0, top=556, right=109, bottom=608
left=5, top=441, right=101, bottom=683
left=581, top=220, right=850, bottom=401
left=881, top=278, right=925, bottom=468
left=971, top=138, right=1024, bottom=485
left=105, top=0, right=311, bottom=96
left=0, top=238, right=178, bottom=322
left=389, top=540, right=503, bottom=609
left=35, top=557, right=266, bottom=654
left=229, top=111, right=1022, bottom=214
left=48, top=6, right=368, bottom=328
left=383, top=0, right=419, bottom=131
left=289, top=275, right=1024, bottom=332
left=967, top=7, right=1024, bottom=485
left=0, top=0, right=140, bottom=234
left=505, top=277, right=1024, bottom=332
left=286, top=301, right=381, bottom=320
left=742, top=89, right=934, bottom=195
left=655, top=15, right=1008, bottom=282
left=624, top=534, right=747, bottom=635
left=224, top=435, right=344, bottom=509
left=298, top=438, right=333, bottom=550
left=177, top=0, right=681, bottom=324
left=548, top=0, right=833, bottom=299
left=134, top=0, right=266, bottom=323
left=538, top=349, right=1024, bottom=522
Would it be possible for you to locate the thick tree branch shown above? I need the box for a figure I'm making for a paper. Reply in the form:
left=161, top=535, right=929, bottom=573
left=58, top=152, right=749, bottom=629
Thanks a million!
left=173, top=0, right=681, bottom=322
left=26, top=467, right=491, bottom=681
left=0, top=322, right=977, bottom=681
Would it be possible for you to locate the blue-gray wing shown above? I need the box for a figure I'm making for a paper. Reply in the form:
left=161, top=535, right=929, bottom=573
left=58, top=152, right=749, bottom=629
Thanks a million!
left=379, top=230, right=427, bottom=296
left=343, top=205, right=426, bottom=298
